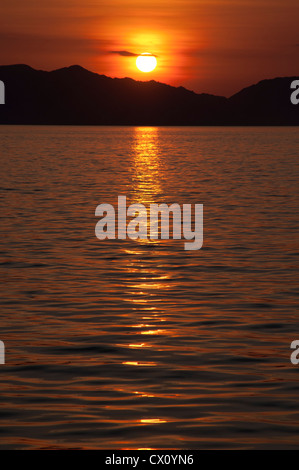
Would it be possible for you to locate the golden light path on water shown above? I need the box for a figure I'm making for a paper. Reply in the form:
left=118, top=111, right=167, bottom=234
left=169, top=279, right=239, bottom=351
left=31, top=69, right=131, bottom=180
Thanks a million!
left=119, top=128, right=173, bottom=427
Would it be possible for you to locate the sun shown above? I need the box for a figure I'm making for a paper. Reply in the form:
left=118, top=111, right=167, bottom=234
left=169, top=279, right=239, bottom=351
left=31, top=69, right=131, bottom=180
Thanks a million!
left=136, top=53, right=157, bottom=73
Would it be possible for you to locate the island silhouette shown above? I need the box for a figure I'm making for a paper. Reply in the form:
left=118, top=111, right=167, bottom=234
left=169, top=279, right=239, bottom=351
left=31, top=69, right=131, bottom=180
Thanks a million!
left=0, top=64, right=298, bottom=125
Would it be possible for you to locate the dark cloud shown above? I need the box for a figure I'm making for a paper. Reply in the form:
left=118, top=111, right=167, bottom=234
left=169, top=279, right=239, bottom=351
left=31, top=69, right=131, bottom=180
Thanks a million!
left=110, top=50, right=158, bottom=57
left=110, top=50, right=139, bottom=57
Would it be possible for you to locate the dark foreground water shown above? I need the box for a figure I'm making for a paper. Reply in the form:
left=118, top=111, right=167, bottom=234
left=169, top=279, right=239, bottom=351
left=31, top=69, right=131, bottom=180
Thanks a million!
left=0, top=126, right=298, bottom=449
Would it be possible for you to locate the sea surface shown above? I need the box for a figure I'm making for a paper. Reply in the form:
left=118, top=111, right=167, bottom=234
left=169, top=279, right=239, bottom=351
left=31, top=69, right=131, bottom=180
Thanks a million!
left=0, top=126, right=298, bottom=449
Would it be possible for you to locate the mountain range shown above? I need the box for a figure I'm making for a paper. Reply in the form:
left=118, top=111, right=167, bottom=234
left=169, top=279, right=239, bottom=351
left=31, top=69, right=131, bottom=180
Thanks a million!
left=0, top=64, right=298, bottom=125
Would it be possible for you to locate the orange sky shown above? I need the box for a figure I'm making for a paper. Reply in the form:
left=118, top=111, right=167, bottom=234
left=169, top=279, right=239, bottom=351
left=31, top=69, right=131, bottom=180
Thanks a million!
left=1, top=0, right=299, bottom=96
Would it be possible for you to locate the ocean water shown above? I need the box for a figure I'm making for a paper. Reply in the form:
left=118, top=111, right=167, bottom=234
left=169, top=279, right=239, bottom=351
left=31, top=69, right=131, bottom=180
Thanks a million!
left=0, top=125, right=298, bottom=449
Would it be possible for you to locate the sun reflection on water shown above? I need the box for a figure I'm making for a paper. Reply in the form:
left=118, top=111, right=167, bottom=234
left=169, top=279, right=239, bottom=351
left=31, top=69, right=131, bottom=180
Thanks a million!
left=115, top=127, right=177, bottom=428
left=131, top=127, right=163, bottom=204
left=140, top=419, right=167, bottom=424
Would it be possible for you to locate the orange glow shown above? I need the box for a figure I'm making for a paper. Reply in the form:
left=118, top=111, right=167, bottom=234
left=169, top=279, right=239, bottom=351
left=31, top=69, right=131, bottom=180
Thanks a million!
left=2, top=1, right=299, bottom=95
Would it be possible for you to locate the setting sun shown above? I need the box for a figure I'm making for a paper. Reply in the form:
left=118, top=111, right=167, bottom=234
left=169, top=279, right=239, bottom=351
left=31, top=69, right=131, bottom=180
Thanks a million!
left=136, top=53, right=157, bottom=73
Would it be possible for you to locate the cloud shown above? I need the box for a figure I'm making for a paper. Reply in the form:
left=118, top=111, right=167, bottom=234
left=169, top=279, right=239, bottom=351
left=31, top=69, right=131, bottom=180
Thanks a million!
left=110, top=50, right=139, bottom=57
left=110, top=50, right=158, bottom=57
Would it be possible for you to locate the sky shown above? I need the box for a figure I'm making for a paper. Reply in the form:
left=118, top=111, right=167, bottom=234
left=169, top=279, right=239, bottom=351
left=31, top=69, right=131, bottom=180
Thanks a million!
left=1, top=0, right=299, bottom=96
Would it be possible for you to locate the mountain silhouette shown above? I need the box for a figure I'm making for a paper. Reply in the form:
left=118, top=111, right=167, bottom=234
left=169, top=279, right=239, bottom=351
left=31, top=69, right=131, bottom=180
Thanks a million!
left=0, top=64, right=298, bottom=125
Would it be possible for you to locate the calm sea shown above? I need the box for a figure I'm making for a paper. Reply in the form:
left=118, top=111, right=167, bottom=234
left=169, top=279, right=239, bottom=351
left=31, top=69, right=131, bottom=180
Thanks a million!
left=0, top=126, right=298, bottom=449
